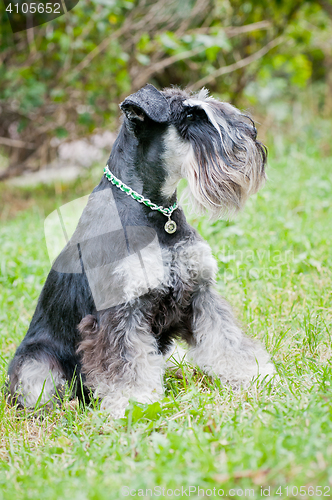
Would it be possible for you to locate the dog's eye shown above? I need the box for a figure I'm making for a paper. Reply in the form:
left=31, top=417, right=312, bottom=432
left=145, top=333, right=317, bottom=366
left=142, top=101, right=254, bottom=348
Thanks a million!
left=186, top=113, right=195, bottom=121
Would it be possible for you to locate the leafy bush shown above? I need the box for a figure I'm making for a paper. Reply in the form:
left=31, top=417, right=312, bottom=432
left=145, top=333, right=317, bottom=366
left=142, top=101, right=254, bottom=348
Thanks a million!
left=0, top=0, right=331, bottom=179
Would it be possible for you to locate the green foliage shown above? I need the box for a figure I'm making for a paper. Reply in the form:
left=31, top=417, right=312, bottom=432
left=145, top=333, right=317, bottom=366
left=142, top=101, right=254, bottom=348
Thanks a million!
left=0, top=0, right=331, bottom=178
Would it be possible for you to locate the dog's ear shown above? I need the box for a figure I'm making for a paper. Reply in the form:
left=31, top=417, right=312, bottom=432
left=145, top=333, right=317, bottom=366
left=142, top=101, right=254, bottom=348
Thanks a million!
left=120, top=84, right=170, bottom=123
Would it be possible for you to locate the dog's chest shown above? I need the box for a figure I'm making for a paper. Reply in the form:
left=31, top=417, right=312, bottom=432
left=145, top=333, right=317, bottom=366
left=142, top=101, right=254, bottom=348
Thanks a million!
left=163, top=239, right=217, bottom=294
left=122, top=237, right=217, bottom=297
left=87, top=233, right=217, bottom=310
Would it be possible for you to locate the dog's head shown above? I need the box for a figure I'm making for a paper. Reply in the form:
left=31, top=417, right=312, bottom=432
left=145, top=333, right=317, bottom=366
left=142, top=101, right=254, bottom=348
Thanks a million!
left=120, top=84, right=267, bottom=219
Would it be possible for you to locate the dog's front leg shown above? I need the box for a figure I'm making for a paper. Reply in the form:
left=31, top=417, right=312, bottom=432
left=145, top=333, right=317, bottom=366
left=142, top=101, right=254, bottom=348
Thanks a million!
left=187, top=288, right=275, bottom=389
left=78, top=311, right=164, bottom=418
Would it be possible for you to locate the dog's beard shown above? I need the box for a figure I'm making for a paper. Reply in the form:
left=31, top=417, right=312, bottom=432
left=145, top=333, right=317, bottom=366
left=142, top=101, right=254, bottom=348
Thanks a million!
left=181, top=99, right=267, bottom=220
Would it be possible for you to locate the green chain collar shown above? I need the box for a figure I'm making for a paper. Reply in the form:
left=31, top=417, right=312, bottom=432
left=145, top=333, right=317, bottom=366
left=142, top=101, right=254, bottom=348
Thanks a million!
left=104, top=165, right=178, bottom=234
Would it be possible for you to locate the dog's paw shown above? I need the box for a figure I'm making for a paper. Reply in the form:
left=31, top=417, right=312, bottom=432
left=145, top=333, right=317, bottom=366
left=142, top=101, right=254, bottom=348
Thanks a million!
left=100, top=395, right=129, bottom=418
left=215, top=360, right=278, bottom=391
left=255, top=362, right=280, bottom=386
left=100, top=388, right=163, bottom=418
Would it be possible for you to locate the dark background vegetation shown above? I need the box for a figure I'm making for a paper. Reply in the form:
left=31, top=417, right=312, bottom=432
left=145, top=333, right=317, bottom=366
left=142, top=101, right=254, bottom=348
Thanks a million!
left=0, top=0, right=331, bottom=181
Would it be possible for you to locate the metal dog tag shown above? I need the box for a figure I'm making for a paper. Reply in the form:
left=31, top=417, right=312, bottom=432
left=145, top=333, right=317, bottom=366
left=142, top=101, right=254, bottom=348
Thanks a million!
left=164, top=217, right=177, bottom=234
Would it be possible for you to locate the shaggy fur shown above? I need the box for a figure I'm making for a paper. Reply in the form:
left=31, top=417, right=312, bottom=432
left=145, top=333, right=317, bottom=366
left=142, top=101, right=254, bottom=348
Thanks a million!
left=7, top=84, right=273, bottom=416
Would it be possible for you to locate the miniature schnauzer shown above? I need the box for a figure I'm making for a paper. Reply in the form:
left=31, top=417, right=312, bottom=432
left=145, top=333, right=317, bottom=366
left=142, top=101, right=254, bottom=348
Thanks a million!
left=7, top=84, right=275, bottom=416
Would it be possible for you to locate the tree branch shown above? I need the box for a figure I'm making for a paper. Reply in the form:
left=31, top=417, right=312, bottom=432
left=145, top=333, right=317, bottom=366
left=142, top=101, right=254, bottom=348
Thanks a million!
left=225, top=21, right=272, bottom=37
left=0, top=137, right=35, bottom=149
left=131, top=22, right=274, bottom=90
left=132, top=45, right=212, bottom=90
left=188, top=36, right=284, bottom=91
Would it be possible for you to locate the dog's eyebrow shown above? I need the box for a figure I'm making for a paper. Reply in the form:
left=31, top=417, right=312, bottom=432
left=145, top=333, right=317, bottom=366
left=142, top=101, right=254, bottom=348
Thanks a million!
left=183, top=98, right=229, bottom=142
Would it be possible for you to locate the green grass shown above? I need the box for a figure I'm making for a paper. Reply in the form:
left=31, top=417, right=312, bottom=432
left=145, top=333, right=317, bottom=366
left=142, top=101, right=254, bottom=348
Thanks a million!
left=0, top=118, right=332, bottom=500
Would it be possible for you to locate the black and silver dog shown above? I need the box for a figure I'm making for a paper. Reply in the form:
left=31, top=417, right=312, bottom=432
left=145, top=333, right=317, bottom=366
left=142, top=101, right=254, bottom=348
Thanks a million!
left=8, top=84, right=275, bottom=416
